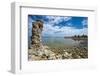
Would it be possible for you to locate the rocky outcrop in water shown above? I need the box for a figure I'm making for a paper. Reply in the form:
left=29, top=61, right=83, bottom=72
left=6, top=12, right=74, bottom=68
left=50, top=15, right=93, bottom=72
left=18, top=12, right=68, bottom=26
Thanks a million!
left=31, top=20, right=43, bottom=49
left=29, top=20, right=57, bottom=60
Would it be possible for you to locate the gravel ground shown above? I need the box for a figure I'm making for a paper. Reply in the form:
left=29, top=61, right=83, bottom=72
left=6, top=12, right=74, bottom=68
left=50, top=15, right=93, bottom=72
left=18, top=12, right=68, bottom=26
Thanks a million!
left=28, top=46, right=88, bottom=61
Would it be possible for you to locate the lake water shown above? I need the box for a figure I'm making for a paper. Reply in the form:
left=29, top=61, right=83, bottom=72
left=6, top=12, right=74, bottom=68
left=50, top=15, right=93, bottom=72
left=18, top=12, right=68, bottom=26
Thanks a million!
left=42, top=37, right=81, bottom=48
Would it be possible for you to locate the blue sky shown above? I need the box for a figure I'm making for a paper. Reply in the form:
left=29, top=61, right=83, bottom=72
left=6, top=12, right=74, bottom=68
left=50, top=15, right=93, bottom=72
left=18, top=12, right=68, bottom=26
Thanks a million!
left=28, top=15, right=88, bottom=37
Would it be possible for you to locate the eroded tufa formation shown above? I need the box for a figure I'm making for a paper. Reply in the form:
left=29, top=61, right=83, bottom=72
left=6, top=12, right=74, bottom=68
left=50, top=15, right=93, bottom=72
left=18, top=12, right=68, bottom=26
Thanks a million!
left=31, top=20, right=43, bottom=50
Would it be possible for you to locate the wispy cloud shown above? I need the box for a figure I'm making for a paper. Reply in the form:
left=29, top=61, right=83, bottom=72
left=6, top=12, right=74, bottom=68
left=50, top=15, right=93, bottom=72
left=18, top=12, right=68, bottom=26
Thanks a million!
left=28, top=15, right=88, bottom=37
left=82, top=19, right=88, bottom=28
left=45, top=16, right=72, bottom=24
left=42, top=23, right=87, bottom=37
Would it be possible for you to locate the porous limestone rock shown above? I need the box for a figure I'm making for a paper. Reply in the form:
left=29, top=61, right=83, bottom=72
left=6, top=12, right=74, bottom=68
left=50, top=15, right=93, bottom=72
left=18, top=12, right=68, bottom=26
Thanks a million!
left=31, top=20, right=43, bottom=49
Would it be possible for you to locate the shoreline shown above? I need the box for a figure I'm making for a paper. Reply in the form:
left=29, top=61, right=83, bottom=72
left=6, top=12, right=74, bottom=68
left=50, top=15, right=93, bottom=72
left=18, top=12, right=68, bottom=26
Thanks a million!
left=28, top=45, right=88, bottom=61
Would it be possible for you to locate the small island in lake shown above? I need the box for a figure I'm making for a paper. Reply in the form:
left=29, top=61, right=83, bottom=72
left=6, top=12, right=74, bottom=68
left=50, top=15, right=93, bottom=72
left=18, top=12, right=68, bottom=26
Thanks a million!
left=64, top=34, right=88, bottom=40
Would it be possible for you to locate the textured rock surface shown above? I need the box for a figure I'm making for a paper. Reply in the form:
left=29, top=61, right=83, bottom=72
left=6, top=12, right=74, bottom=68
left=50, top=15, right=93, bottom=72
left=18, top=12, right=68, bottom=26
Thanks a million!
left=31, top=20, right=43, bottom=49
left=29, top=20, right=57, bottom=60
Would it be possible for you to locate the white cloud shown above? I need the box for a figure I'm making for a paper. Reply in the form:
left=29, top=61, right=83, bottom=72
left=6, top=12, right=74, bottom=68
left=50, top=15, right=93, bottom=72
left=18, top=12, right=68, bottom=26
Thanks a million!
left=46, top=16, right=72, bottom=24
left=82, top=19, right=88, bottom=26
left=28, top=16, right=88, bottom=38
left=42, top=23, right=88, bottom=37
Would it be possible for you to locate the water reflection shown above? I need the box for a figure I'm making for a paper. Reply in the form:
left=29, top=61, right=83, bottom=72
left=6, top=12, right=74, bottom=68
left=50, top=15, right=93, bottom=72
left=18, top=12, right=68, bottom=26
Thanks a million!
left=71, top=38, right=88, bottom=47
left=42, top=37, right=88, bottom=49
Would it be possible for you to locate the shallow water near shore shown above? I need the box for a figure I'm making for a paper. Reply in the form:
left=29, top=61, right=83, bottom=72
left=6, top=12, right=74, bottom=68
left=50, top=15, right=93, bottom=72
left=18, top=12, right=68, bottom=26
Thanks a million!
left=42, top=37, right=87, bottom=49
left=28, top=37, right=88, bottom=60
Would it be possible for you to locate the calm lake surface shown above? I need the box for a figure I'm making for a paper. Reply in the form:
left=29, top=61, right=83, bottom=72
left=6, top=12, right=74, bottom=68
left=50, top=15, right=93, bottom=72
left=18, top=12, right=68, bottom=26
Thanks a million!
left=42, top=37, right=83, bottom=48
